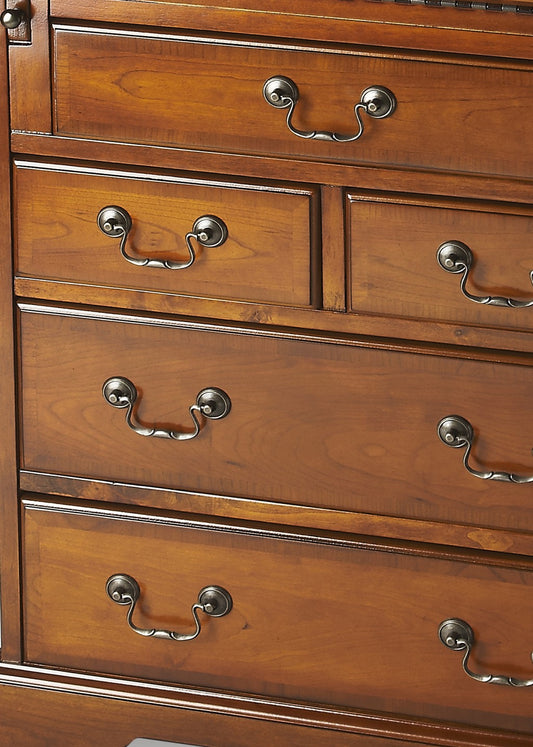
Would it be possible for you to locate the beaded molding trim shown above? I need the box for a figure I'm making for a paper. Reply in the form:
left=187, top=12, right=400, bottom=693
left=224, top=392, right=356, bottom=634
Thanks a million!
left=367, top=0, right=533, bottom=13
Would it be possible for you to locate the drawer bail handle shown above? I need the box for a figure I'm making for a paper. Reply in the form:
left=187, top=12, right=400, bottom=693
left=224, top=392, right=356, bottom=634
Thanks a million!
left=437, top=415, right=533, bottom=483
left=97, top=206, right=228, bottom=270
left=106, top=574, right=232, bottom=642
left=439, top=618, right=533, bottom=687
left=437, top=241, right=533, bottom=308
left=102, top=376, right=231, bottom=441
left=263, top=76, right=396, bottom=142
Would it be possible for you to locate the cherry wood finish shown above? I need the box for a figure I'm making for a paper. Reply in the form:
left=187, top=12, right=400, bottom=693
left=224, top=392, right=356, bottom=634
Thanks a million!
left=0, top=28, right=20, bottom=662
left=1, top=0, right=532, bottom=743
left=18, top=470, right=533, bottom=556
left=21, top=500, right=533, bottom=732
left=13, top=160, right=317, bottom=307
left=19, top=305, right=533, bottom=532
left=2, top=663, right=532, bottom=747
left=348, top=192, right=533, bottom=330
left=51, top=25, right=533, bottom=179
left=49, top=0, right=533, bottom=59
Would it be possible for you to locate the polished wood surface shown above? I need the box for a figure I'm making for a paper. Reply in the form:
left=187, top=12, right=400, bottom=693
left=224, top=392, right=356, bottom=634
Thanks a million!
left=2, top=0, right=532, bottom=742
left=51, top=26, right=532, bottom=178
left=49, top=0, right=533, bottom=59
left=19, top=305, right=533, bottom=532
left=0, top=28, right=20, bottom=661
left=21, top=500, right=533, bottom=732
left=348, top=192, right=533, bottom=331
left=3, top=663, right=531, bottom=747
left=14, top=160, right=317, bottom=307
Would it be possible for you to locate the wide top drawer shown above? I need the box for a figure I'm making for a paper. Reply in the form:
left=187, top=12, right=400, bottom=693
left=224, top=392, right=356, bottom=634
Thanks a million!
left=50, top=26, right=533, bottom=179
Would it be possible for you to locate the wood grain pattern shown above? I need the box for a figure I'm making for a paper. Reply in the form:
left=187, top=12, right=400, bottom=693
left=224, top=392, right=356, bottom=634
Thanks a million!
left=51, top=26, right=533, bottom=179
left=19, top=305, right=533, bottom=532
left=8, top=0, right=51, bottom=133
left=13, top=160, right=316, bottom=308
left=21, top=500, right=533, bottom=732
left=3, top=0, right=533, bottom=743
left=18, top=470, right=533, bottom=556
left=3, top=662, right=532, bottom=747
left=48, top=0, right=533, bottom=60
left=348, top=192, right=533, bottom=331
left=0, top=30, right=21, bottom=662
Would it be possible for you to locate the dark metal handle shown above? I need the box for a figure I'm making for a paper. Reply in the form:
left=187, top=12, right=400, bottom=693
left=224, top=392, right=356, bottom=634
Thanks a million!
left=437, top=415, right=533, bottom=483
left=437, top=241, right=533, bottom=308
left=102, top=377, right=231, bottom=441
left=0, top=8, right=25, bottom=28
left=106, top=574, right=232, bottom=642
left=263, top=76, right=396, bottom=143
left=439, top=618, right=533, bottom=687
left=97, top=206, right=228, bottom=270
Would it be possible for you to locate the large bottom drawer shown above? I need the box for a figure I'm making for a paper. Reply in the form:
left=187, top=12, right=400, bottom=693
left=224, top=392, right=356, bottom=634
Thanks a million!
left=22, top=499, right=533, bottom=733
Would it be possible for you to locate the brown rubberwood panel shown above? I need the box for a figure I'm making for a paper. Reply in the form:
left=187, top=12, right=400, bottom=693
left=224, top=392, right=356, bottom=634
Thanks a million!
left=13, top=160, right=316, bottom=308
left=48, top=0, right=533, bottom=60
left=22, top=500, right=533, bottom=732
left=348, top=192, right=533, bottom=331
left=17, top=470, right=533, bottom=556
left=11, top=132, right=533, bottom=207
left=0, top=31, right=21, bottom=661
left=0, top=682, right=429, bottom=747
left=19, top=305, right=533, bottom=532
left=8, top=0, right=51, bottom=133
left=3, top=665, right=530, bottom=747
left=52, top=26, right=533, bottom=179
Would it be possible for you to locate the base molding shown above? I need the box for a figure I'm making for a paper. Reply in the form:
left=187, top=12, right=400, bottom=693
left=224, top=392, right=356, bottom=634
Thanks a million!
left=0, top=664, right=530, bottom=747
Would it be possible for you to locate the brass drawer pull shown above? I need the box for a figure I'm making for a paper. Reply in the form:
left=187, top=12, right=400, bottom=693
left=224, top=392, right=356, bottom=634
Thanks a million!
left=437, top=415, right=533, bottom=483
left=437, top=240, right=533, bottom=308
left=97, top=206, right=228, bottom=270
left=102, top=376, right=231, bottom=441
left=106, top=574, right=232, bottom=642
left=439, top=618, right=533, bottom=687
left=263, top=76, right=396, bottom=142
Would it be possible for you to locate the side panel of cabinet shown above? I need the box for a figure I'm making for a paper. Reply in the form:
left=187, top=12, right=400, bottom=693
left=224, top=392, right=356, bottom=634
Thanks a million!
left=0, top=32, right=20, bottom=660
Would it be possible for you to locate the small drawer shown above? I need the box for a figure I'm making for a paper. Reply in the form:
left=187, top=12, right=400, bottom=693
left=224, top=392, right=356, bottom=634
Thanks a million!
left=19, top=305, right=533, bottom=533
left=51, top=25, right=532, bottom=178
left=13, top=161, right=316, bottom=308
left=348, top=193, right=533, bottom=332
left=22, top=499, right=533, bottom=733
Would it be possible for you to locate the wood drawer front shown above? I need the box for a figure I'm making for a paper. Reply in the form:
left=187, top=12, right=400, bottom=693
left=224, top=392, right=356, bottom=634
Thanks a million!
left=13, top=161, right=315, bottom=308
left=19, top=305, right=533, bottom=533
left=22, top=501, right=533, bottom=732
left=348, top=194, right=533, bottom=331
left=52, top=25, right=532, bottom=179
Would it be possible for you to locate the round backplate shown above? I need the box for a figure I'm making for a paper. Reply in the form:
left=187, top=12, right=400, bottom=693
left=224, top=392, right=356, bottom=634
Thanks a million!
left=197, top=388, right=231, bottom=419
left=102, top=376, right=137, bottom=407
left=198, top=586, right=233, bottom=617
left=263, top=76, right=299, bottom=108
left=97, top=206, right=132, bottom=237
left=438, top=618, right=472, bottom=650
left=106, top=574, right=140, bottom=604
left=192, top=215, right=228, bottom=247
left=437, top=241, right=472, bottom=273
left=360, top=86, right=396, bottom=119
left=437, top=415, right=473, bottom=447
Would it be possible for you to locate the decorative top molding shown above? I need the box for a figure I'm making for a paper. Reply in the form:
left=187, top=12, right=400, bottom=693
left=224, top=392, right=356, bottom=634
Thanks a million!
left=367, top=0, right=533, bottom=14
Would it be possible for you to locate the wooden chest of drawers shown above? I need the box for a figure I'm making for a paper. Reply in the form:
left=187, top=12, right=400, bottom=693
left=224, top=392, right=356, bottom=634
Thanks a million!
left=0, top=1, right=532, bottom=745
